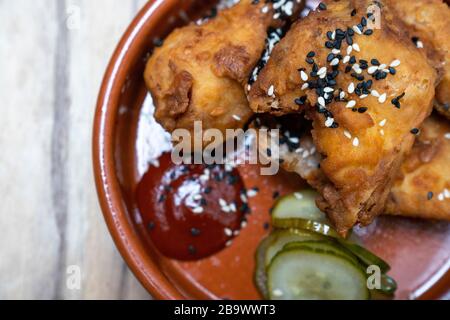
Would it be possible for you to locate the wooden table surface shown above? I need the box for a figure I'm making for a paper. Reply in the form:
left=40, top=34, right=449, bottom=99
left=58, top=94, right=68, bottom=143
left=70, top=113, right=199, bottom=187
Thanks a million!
left=0, top=0, right=151, bottom=299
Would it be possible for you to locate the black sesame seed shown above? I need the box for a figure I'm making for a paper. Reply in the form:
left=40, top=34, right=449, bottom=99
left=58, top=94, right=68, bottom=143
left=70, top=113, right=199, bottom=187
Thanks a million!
left=427, top=192, right=434, bottom=200
left=351, top=8, right=357, bottom=16
left=334, top=40, right=342, bottom=49
left=200, top=198, right=207, bottom=206
left=318, top=2, right=327, bottom=10
left=327, top=53, right=335, bottom=62
left=327, top=31, right=333, bottom=40
left=153, top=38, right=164, bottom=47
left=188, top=245, right=197, bottom=255
left=371, top=59, right=380, bottom=66
left=148, top=221, right=156, bottom=230
left=410, top=128, right=419, bottom=135
left=347, top=27, right=354, bottom=36
left=263, top=222, right=270, bottom=230
left=345, top=65, right=352, bottom=73
left=346, top=34, right=353, bottom=45
left=325, top=41, right=334, bottom=48
left=272, top=191, right=280, bottom=199
left=349, top=56, right=356, bottom=64
left=389, top=67, right=396, bottom=75
left=204, top=186, right=212, bottom=194
left=266, top=148, right=272, bottom=157
left=190, top=228, right=201, bottom=236
left=306, top=57, right=314, bottom=64
left=358, top=107, right=368, bottom=113
left=158, top=194, right=166, bottom=203
left=307, top=51, right=316, bottom=58
left=361, top=17, right=367, bottom=27
left=364, top=29, right=373, bottom=35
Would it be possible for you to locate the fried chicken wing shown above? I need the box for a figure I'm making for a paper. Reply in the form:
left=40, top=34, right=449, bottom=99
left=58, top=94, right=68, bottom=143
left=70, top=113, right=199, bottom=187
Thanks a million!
left=385, top=114, right=450, bottom=220
left=256, top=113, right=450, bottom=221
left=387, top=0, right=450, bottom=119
left=248, top=0, right=438, bottom=235
left=144, top=0, right=303, bottom=144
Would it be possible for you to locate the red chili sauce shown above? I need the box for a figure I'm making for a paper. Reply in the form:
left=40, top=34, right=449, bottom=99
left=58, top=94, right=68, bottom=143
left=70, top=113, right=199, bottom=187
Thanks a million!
left=137, top=152, right=249, bottom=260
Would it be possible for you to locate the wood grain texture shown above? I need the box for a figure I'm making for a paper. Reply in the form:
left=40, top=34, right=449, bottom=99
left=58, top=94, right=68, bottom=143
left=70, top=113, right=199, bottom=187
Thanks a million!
left=0, top=0, right=150, bottom=299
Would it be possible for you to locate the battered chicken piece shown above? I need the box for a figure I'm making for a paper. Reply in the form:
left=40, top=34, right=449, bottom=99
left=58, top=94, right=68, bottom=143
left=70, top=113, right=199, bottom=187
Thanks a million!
left=144, top=0, right=303, bottom=145
left=387, top=0, right=450, bottom=120
left=385, top=114, right=450, bottom=220
left=256, top=114, right=450, bottom=221
left=249, top=0, right=438, bottom=235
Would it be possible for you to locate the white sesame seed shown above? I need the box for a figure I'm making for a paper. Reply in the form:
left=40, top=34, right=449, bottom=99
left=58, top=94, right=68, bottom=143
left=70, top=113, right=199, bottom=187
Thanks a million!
left=267, top=85, right=275, bottom=96
left=272, top=289, right=284, bottom=297
left=378, top=93, right=387, bottom=103
left=219, top=198, right=227, bottom=207
left=232, top=114, right=241, bottom=121
left=344, top=130, right=352, bottom=139
left=444, top=189, right=450, bottom=198
left=324, top=87, right=334, bottom=93
left=193, top=194, right=202, bottom=201
left=318, top=96, right=325, bottom=107
left=416, top=41, right=424, bottom=48
left=330, top=58, right=340, bottom=66
left=378, top=64, right=387, bottom=70
left=347, top=46, right=353, bottom=55
left=353, top=64, right=362, bottom=74
left=224, top=228, right=233, bottom=237
left=343, top=55, right=350, bottom=63
left=226, top=240, right=233, bottom=247
left=444, top=133, right=450, bottom=139
left=360, top=94, right=368, bottom=99
left=331, top=31, right=336, bottom=40
left=346, top=100, right=356, bottom=108
left=332, top=49, right=341, bottom=54
left=368, top=66, right=378, bottom=74
left=353, top=25, right=362, bottom=35
left=302, top=150, right=310, bottom=158
left=300, top=70, right=308, bottom=81
left=380, top=129, right=385, bottom=136
left=348, top=82, right=355, bottom=94
left=340, top=91, right=346, bottom=99
left=273, top=13, right=281, bottom=19
left=247, top=84, right=251, bottom=91
left=294, top=192, right=303, bottom=200
left=325, top=117, right=334, bottom=127
left=301, top=83, right=309, bottom=90
left=438, top=193, right=444, bottom=201
left=318, top=66, right=327, bottom=76
left=193, top=207, right=204, bottom=214
left=247, top=189, right=258, bottom=197
left=324, top=93, right=329, bottom=99
left=379, top=119, right=387, bottom=127
left=261, top=5, right=269, bottom=13
left=289, top=137, right=299, bottom=143
left=241, top=221, right=248, bottom=229
left=352, top=43, right=360, bottom=52
left=371, top=90, right=380, bottom=97
left=229, top=202, right=237, bottom=212
left=353, top=137, right=360, bottom=147
left=390, top=59, right=401, bottom=67
left=240, top=193, right=248, bottom=203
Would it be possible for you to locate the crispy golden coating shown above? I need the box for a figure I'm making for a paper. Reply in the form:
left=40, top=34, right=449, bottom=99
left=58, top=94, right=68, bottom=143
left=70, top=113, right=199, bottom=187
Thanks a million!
left=144, top=0, right=302, bottom=144
left=249, top=0, right=438, bottom=235
left=387, top=0, right=450, bottom=119
left=256, top=114, right=450, bottom=221
left=386, top=114, right=450, bottom=220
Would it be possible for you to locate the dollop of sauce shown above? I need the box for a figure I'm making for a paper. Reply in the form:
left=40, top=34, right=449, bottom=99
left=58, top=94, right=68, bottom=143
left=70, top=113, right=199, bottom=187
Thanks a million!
left=137, top=153, right=247, bottom=260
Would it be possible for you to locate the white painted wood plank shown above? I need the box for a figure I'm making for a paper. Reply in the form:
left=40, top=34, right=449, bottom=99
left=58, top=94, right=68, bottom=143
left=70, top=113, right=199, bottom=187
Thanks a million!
left=0, top=0, right=150, bottom=299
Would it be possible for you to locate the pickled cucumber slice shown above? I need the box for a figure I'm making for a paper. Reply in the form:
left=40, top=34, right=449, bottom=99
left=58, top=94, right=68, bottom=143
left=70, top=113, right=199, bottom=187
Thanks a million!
left=272, top=190, right=327, bottom=223
left=264, top=229, right=324, bottom=267
left=268, top=248, right=369, bottom=300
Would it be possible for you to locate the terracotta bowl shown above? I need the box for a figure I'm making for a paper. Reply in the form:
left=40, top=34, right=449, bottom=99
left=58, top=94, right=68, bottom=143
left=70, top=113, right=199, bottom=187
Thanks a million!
left=93, top=0, right=450, bottom=300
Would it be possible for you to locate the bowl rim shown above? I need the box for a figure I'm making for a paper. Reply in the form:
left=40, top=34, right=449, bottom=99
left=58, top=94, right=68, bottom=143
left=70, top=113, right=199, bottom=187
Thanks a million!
left=93, top=0, right=450, bottom=301
left=93, top=0, right=184, bottom=300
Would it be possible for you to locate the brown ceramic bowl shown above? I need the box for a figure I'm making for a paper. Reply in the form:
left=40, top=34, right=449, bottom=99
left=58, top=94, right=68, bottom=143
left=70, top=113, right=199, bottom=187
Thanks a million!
left=93, top=0, right=450, bottom=300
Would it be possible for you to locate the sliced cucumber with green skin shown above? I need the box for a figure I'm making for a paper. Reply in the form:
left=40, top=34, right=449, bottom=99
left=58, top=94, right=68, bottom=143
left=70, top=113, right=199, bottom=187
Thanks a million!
left=337, top=240, right=391, bottom=273
left=272, top=218, right=341, bottom=238
left=272, top=190, right=328, bottom=223
left=282, top=240, right=360, bottom=266
left=254, top=235, right=272, bottom=299
left=268, top=248, right=370, bottom=300
left=271, top=190, right=341, bottom=238
left=264, top=229, right=325, bottom=267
